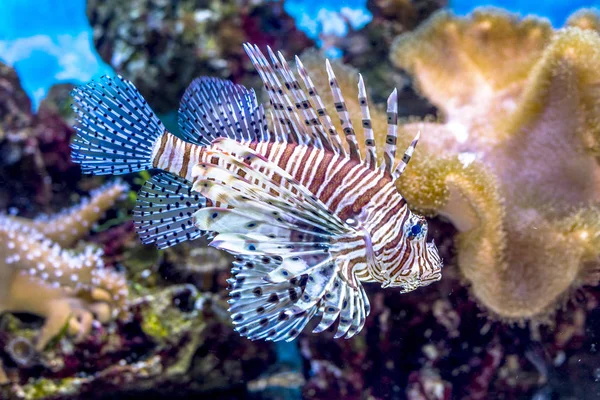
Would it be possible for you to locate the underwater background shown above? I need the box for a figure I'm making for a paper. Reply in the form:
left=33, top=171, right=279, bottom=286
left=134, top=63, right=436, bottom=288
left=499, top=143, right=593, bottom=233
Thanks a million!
left=2, top=0, right=600, bottom=399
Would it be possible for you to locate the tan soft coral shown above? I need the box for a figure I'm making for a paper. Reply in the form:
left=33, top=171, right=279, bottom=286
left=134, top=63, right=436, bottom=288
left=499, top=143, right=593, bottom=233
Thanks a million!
left=385, top=8, right=600, bottom=320
left=296, top=8, right=600, bottom=322
left=0, top=181, right=130, bottom=350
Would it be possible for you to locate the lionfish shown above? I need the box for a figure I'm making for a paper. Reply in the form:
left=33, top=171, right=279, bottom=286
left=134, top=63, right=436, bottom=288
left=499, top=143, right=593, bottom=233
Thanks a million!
left=70, top=44, right=443, bottom=341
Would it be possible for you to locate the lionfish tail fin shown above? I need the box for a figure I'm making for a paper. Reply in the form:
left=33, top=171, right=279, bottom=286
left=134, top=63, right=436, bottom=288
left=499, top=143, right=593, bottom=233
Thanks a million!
left=71, top=75, right=165, bottom=175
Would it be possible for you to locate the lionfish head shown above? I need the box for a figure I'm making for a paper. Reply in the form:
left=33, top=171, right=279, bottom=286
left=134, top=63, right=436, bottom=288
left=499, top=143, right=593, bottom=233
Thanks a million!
left=376, top=210, right=443, bottom=292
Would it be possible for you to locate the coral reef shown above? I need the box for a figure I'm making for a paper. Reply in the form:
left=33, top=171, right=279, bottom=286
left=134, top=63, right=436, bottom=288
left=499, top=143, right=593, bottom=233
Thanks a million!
left=38, top=83, right=76, bottom=125
left=0, top=62, right=32, bottom=140
left=294, top=7, right=600, bottom=324
left=4, top=3, right=600, bottom=399
left=86, top=0, right=313, bottom=113
left=333, top=0, right=446, bottom=110
left=0, top=181, right=130, bottom=352
left=387, top=8, right=600, bottom=321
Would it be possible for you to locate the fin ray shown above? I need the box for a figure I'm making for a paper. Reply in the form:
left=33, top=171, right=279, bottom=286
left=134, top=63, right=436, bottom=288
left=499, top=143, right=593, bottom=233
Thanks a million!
left=178, top=77, right=268, bottom=146
left=133, top=172, right=206, bottom=249
left=71, top=75, right=165, bottom=175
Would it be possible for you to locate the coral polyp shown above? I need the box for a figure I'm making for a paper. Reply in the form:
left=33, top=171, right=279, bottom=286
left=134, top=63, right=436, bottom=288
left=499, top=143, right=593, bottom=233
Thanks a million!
left=388, top=8, right=600, bottom=321
left=0, top=181, right=130, bottom=351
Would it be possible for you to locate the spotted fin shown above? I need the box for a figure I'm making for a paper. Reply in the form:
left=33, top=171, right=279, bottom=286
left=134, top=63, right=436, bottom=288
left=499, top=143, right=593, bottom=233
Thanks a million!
left=190, top=141, right=369, bottom=341
left=228, top=258, right=318, bottom=341
left=133, top=172, right=206, bottom=249
left=178, top=77, right=269, bottom=146
left=312, top=275, right=370, bottom=338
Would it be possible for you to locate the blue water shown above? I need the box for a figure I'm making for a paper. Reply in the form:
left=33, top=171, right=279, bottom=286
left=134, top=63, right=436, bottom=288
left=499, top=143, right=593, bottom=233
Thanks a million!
left=0, top=0, right=112, bottom=109
left=1, top=0, right=598, bottom=110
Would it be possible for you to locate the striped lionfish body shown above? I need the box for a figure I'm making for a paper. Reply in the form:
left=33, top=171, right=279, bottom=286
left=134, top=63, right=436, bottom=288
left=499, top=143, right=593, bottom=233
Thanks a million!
left=70, top=44, right=443, bottom=341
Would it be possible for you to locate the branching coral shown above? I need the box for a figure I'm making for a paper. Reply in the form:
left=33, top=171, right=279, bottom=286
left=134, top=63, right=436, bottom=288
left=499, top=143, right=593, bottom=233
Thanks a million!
left=296, top=8, right=600, bottom=322
left=0, top=181, right=130, bottom=351
left=386, top=8, right=600, bottom=321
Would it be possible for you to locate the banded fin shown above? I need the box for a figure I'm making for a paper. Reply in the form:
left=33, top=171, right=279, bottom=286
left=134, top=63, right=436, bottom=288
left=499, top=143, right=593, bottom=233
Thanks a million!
left=266, top=47, right=329, bottom=151
left=244, top=44, right=307, bottom=145
left=178, top=77, right=269, bottom=146
left=357, top=74, right=377, bottom=170
left=295, top=55, right=346, bottom=155
left=381, top=88, right=398, bottom=176
left=71, top=75, right=165, bottom=175
left=392, top=131, right=420, bottom=180
left=190, top=140, right=369, bottom=341
left=244, top=44, right=347, bottom=153
left=325, top=59, right=361, bottom=162
left=133, top=172, right=205, bottom=249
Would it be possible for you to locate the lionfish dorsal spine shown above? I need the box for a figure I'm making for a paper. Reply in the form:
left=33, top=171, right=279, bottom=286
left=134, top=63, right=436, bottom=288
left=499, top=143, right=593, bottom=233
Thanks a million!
left=267, top=46, right=331, bottom=152
left=325, top=59, right=362, bottom=162
left=381, top=88, right=399, bottom=176
left=357, top=73, right=377, bottom=170
left=244, top=44, right=308, bottom=145
left=393, top=130, right=421, bottom=180
left=294, top=55, right=346, bottom=155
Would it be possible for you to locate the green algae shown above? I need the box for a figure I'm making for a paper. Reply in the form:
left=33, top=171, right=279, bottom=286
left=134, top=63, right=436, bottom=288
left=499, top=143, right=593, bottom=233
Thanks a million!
left=21, top=377, right=82, bottom=400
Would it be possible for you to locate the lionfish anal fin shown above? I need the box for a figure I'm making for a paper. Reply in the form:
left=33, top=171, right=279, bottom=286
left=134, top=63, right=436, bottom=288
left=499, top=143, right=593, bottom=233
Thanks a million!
left=132, top=172, right=206, bottom=249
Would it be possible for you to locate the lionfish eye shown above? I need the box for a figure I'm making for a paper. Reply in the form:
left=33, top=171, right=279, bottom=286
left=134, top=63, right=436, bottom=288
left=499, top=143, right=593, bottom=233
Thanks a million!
left=406, top=215, right=426, bottom=240
left=410, top=224, right=422, bottom=236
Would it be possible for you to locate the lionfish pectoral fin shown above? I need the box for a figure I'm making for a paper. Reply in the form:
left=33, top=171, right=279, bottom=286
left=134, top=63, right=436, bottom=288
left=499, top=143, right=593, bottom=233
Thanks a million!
left=178, top=77, right=268, bottom=145
left=227, top=255, right=318, bottom=342
left=196, top=138, right=350, bottom=234
left=311, top=258, right=370, bottom=339
left=189, top=141, right=370, bottom=340
left=132, top=172, right=206, bottom=249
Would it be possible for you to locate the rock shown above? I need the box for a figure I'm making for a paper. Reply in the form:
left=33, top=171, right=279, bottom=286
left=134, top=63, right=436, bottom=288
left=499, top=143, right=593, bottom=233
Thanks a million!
left=0, top=61, right=33, bottom=140
left=0, top=63, right=80, bottom=213
left=38, top=83, right=76, bottom=125
left=86, top=0, right=313, bottom=114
